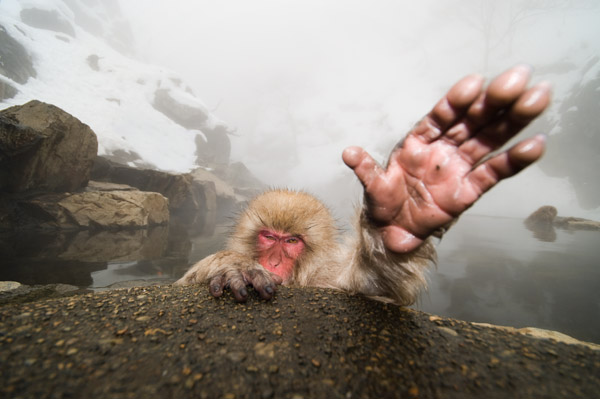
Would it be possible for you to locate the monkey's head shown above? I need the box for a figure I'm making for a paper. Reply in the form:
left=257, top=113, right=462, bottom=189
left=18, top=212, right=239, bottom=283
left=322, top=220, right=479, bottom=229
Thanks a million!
left=228, top=189, right=338, bottom=283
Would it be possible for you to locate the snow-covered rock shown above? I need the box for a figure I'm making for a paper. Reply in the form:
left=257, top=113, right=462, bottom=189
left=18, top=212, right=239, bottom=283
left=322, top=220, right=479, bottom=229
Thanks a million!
left=0, top=0, right=230, bottom=173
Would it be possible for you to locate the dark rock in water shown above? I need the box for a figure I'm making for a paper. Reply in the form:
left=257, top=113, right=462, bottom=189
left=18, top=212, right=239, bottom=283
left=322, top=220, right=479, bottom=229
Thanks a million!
left=554, top=216, right=600, bottom=231
left=20, top=8, right=76, bottom=37
left=525, top=205, right=557, bottom=227
left=0, top=100, right=98, bottom=193
left=91, top=157, right=217, bottom=232
left=0, top=285, right=598, bottom=398
left=0, top=25, right=37, bottom=85
left=525, top=206, right=600, bottom=242
left=524, top=205, right=558, bottom=242
left=0, top=189, right=168, bottom=231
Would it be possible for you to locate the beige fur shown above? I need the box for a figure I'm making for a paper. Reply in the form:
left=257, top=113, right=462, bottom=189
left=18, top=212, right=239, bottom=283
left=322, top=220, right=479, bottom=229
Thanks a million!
left=175, top=188, right=436, bottom=305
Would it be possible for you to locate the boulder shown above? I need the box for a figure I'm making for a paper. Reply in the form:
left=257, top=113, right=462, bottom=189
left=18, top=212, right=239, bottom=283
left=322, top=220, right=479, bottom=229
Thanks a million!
left=554, top=216, right=600, bottom=231
left=0, top=81, right=18, bottom=101
left=524, top=205, right=600, bottom=241
left=525, top=205, right=600, bottom=231
left=0, top=285, right=599, bottom=398
left=91, top=157, right=217, bottom=231
left=62, top=0, right=135, bottom=55
left=0, top=25, right=37, bottom=84
left=190, top=167, right=247, bottom=220
left=7, top=190, right=168, bottom=231
left=20, top=8, right=76, bottom=37
left=525, top=205, right=557, bottom=227
left=194, top=126, right=231, bottom=165
left=212, top=161, right=266, bottom=196
left=152, top=87, right=231, bottom=165
left=0, top=101, right=98, bottom=193
left=153, top=88, right=209, bottom=130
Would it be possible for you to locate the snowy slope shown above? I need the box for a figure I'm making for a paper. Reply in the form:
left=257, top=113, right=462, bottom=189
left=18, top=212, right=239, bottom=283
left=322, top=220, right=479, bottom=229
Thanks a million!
left=0, top=0, right=225, bottom=173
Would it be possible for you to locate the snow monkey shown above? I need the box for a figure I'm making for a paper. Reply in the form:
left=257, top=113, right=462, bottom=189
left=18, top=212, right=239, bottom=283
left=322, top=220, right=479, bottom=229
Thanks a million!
left=175, top=65, right=551, bottom=305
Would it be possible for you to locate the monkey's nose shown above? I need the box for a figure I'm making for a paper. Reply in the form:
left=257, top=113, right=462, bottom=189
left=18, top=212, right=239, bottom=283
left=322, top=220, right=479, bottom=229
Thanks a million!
left=269, top=252, right=282, bottom=267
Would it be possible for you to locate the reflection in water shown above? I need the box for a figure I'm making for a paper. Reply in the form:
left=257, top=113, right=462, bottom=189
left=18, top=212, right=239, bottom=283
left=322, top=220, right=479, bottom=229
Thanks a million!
left=415, top=215, right=600, bottom=344
left=1, top=215, right=598, bottom=343
left=0, top=224, right=224, bottom=288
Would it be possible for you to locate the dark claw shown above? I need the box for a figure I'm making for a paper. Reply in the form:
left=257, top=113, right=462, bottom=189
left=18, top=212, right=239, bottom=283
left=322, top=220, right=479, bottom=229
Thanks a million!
left=209, top=275, right=225, bottom=298
left=265, top=285, right=274, bottom=295
left=231, top=286, right=249, bottom=303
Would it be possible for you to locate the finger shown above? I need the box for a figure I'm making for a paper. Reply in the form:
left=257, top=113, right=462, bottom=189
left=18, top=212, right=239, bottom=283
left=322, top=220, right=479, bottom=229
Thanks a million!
left=508, top=81, right=552, bottom=125
left=208, top=275, right=226, bottom=298
left=412, top=74, right=485, bottom=143
left=224, top=271, right=249, bottom=303
left=466, top=134, right=546, bottom=195
left=484, top=64, right=533, bottom=107
left=342, top=146, right=385, bottom=189
left=244, top=269, right=280, bottom=300
left=458, top=82, right=551, bottom=165
left=440, top=65, right=532, bottom=146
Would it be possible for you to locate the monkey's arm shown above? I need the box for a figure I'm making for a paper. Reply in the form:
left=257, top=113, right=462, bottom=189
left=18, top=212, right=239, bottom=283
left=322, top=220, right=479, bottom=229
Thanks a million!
left=340, top=65, right=551, bottom=304
left=174, top=251, right=282, bottom=302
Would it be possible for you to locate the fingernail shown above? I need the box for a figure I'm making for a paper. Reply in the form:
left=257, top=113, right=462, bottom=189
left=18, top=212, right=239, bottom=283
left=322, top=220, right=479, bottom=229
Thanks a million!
left=517, top=139, right=537, bottom=154
left=265, top=286, right=273, bottom=294
left=240, top=288, right=248, bottom=297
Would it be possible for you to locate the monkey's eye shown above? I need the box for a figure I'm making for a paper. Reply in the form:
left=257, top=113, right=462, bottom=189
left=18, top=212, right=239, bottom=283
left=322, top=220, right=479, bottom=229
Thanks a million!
left=286, top=237, right=299, bottom=244
left=265, top=235, right=277, bottom=241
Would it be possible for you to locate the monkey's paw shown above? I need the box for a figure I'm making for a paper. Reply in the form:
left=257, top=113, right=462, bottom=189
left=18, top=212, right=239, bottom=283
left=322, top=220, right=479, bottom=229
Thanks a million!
left=176, top=251, right=283, bottom=302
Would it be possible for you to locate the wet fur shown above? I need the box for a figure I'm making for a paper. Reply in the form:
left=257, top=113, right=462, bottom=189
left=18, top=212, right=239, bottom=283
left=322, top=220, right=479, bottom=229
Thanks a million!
left=175, top=188, right=435, bottom=305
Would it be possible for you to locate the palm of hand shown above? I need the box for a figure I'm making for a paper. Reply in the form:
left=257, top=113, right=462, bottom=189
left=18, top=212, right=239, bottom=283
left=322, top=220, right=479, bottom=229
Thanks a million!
left=343, top=65, right=550, bottom=253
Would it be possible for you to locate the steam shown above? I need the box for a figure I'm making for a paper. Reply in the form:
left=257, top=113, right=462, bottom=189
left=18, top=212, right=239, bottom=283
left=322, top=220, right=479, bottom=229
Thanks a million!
left=122, top=0, right=600, bottom=220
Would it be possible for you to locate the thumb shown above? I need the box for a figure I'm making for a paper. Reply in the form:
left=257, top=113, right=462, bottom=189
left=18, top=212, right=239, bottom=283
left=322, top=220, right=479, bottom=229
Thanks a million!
left=342, top=146, right=384, bottom=188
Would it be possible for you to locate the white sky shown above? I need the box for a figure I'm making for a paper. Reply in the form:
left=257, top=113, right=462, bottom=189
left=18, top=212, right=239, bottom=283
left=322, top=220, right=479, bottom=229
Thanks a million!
left=4, top=0, right=598, bottom=220
left=121, top=0, right=600, bottom=219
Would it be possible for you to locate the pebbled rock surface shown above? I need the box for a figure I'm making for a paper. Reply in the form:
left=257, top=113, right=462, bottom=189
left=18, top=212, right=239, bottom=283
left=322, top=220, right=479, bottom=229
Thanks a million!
left=1, top=284, right=598, bottom=399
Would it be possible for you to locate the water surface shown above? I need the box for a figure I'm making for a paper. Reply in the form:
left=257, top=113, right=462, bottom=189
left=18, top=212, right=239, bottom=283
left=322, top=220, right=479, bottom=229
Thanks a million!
left=1, top=215, right=598, bottom=343
left=417, top=215, right=600, bottom=344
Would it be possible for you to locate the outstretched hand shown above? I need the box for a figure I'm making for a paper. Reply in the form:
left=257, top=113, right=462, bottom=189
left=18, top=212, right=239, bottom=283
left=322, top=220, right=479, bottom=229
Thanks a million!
left=343, top=65, right=551, bottom=253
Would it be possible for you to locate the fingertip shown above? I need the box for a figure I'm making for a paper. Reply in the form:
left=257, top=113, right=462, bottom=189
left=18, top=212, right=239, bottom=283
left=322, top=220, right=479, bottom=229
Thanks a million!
left=342, top=146, right=364, bottom=168
left=446, top=73, right=485, bottom=108
left=509, top=135, right=546, bottom=165
left=487, top=64, right=533, bottom=106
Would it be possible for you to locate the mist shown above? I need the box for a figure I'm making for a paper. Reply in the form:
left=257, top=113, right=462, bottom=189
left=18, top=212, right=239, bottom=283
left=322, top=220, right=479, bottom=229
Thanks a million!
left=122, top=0, right=600, bottom=221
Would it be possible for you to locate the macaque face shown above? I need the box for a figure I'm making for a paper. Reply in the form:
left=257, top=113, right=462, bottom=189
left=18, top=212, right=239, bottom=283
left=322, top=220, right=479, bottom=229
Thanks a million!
left=256, top=229, right=305, bottom=282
